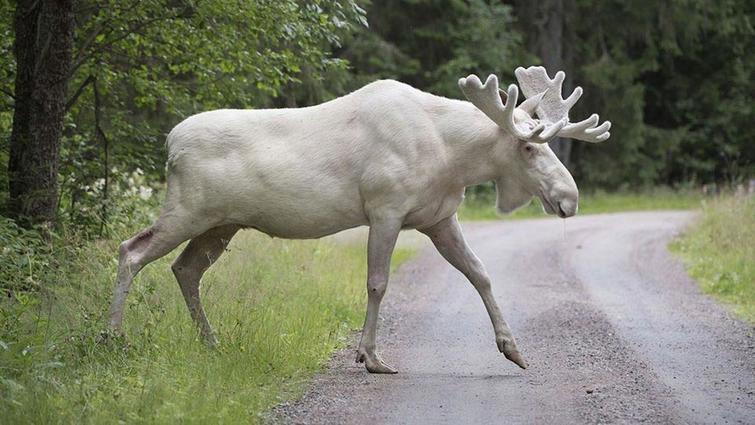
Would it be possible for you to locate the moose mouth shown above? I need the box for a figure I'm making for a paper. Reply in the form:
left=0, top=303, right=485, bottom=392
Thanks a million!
left=539, top=191, right=568, bottom=218
left=556, top=204, right=568, bottom=218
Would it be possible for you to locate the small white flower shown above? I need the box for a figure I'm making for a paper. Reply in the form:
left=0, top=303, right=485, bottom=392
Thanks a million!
left=138, top=186, right=153, bottom=200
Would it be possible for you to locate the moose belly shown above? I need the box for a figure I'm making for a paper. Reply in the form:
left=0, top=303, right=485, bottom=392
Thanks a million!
left=223, top=184, right=368, bottom=239
left=240, top=207, right=367, bottom=239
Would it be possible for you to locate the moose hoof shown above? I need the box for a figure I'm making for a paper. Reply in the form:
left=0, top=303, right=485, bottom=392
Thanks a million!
left=97, top=327, right=125, bottom=345
left=203, top=334, right=220, bottom=349
left=497, top=338, right=528, bottom=369
left=504, top=349, right=528, bottom=369
left=356, top=349, right=398, bottom=374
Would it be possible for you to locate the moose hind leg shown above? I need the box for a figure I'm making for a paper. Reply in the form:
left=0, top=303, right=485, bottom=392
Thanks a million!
left=109, top=210, right=214, bottom=331
left=171, top=225, right=240, bottom=347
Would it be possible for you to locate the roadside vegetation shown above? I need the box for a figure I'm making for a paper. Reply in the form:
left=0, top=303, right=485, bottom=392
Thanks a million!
left=0, top=0, right=751, bottom=422
left=458, top=187, right=704, bottom=221
left=0, top=202, right=413, bottom=423
left=670, top=195, right=755, bottom=323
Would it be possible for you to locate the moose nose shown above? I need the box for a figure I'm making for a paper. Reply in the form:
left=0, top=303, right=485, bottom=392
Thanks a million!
left=557, top=199, right=577, bottom=218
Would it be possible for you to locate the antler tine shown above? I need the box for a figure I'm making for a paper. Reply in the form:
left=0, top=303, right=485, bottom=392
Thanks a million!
left=458, top=74, right=556, bottom=143
left=561, top=116, right=611, bottom=143
left=514, top=66, right=611, bottom=143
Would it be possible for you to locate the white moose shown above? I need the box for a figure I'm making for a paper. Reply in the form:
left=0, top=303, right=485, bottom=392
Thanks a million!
left=109, top=66, right=610, bottom=373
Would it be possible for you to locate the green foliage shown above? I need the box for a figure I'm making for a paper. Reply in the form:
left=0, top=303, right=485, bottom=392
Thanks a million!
left=670, top=195, right=755, bottom=322
left=0, top=0, right=13, bottom=212
left=59, top=166, right=162, bottom=238
left=2, top=0, right=752, bottom=233
left=341, top=0, right=530, bottom=96
left=66, top=0, right=364, bottom=111
left=569, top=0, right=754, bottom=187
left=0, top=216, right=414, bottom=423
left=0, top=167, right=161, bottom=300
left=0, top=0, right=367, bottom=231
left=0, top=218, right=55, bottom=294
left=276, top=0, right=533, bottom=106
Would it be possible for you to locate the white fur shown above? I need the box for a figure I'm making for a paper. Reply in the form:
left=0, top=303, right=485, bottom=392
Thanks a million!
left=109, top=71, right=605, bottom=373
left=162, top=79, right=576, bottom=236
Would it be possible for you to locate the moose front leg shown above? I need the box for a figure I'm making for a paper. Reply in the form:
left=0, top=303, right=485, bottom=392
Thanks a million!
left=356, top=218, right=402, bottom=374
left=421, top=215, right=527, bottom=369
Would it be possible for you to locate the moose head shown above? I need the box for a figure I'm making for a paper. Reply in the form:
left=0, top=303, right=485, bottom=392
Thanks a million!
left=459, top=66, right=611, bottom=218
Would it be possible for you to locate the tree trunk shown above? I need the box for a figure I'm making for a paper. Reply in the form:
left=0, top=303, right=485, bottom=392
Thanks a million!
left=7, top=0, right=75, bottom=228
left=515, top=0, right=573, bottom=167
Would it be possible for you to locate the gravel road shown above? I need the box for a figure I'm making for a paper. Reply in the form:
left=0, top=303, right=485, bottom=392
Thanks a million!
left=272, top=211, right=755, bottom=424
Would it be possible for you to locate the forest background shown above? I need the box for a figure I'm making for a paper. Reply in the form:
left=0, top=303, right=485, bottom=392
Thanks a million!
left=1, top=0, right=752, bottom=234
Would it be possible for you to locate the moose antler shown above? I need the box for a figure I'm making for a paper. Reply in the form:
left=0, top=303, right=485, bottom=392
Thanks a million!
left=458, top=74, right=567, bottom=144
left=458, top=68, right=611, bottom=144
left=514, top=66, right=611, bottom=143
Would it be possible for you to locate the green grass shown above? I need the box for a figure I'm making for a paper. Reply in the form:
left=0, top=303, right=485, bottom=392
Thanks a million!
left=670, top=195, right=755, bottom=323
left=0, top=230, right=413, bottom=424
left=457, top=188, right=704, bottom=221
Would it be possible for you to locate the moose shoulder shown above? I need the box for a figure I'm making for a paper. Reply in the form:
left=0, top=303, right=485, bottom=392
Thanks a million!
left=108, top=66, right=611, bottom=374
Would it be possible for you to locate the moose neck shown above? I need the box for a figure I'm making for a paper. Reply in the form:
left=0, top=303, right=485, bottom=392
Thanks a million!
left=426, top=97, right=508, bottom=188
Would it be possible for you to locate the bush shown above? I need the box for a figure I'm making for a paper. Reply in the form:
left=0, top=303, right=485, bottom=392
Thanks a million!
left=58, top=167, right=161, bottom=238
left=0, top=218, right=55, bottom=295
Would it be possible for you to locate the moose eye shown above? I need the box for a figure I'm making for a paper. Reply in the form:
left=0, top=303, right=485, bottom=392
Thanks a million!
left=524, top=145, right=534, bottom=152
